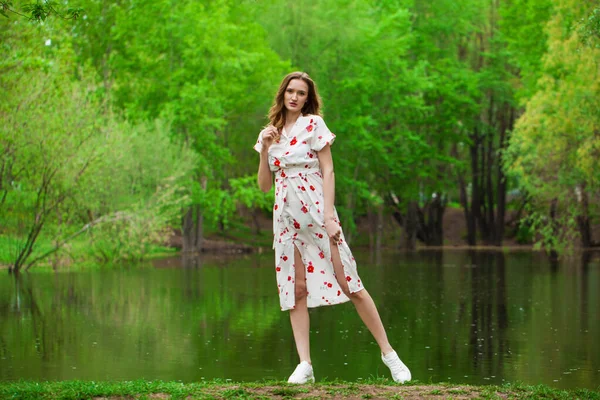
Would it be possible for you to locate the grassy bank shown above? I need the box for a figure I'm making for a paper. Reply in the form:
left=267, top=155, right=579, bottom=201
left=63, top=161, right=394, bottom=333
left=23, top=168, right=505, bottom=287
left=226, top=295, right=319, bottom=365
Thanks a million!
left=0, top=379, right=598, bottom=399
left=0, top=232, right=178, bottom=271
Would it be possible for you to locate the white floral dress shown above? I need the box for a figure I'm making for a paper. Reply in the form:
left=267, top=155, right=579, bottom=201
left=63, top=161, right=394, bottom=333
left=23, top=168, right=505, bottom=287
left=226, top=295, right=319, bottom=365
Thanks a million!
left=254, top=114, right=364, bottom=311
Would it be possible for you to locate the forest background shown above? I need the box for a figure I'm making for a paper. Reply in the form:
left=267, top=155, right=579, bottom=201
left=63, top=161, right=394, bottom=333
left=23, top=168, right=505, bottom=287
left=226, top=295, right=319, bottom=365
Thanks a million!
left=1, top=0, right=599, bottom=273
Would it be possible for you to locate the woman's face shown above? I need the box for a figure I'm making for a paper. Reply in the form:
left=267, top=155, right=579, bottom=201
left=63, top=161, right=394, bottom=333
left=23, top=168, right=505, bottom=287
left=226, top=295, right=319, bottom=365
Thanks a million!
left=284, top=78, right=309, bottom=113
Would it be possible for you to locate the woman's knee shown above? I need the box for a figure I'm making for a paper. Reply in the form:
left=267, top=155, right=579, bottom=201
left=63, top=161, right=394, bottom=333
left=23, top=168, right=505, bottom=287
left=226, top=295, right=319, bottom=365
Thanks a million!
left=295, top=280, right=308, bottom=301
left=347, top=288, right=367, bottom=301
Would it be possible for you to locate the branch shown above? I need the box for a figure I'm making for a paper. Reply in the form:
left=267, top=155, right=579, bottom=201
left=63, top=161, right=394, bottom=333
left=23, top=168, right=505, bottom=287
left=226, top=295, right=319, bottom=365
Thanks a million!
left=0, top=1, right=82, bottom=21
left=24, top=211, right=133, bottom=270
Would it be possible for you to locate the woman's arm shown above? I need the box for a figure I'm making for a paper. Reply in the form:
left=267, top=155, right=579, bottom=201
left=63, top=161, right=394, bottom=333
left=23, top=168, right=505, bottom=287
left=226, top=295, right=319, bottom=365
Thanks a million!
left=317, top=144, right=341, bottom=241
left=257, top=147, right=272, bottom=192
left=257, top=126, right=276, bottom=192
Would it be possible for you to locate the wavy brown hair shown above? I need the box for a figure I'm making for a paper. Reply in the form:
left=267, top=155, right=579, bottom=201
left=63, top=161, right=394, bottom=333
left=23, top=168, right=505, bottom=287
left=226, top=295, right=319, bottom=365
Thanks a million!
left=267, top=71, right=322, bottom=136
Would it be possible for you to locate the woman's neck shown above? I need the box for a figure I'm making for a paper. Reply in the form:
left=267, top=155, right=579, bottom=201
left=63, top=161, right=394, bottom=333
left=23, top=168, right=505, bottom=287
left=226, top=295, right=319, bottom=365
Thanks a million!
left=285, top=110, right=302, bottom=125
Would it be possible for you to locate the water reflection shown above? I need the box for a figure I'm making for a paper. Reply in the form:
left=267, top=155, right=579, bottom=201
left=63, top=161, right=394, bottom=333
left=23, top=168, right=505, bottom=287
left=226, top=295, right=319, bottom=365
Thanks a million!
left=0, top=250, right=598, bottom=389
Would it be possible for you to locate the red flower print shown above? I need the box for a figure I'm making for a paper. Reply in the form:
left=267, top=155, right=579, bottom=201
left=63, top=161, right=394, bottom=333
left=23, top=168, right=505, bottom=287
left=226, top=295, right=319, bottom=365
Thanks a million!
left=293, top=220, right=301, bottom=229
left=307, top=265, right=314, bottom=273
left=288, top=276, right=292, bottom=281
left=308, top=153, right=314, bottom=158
left=321, top=270, right=325, bottom=274
left=285, top=151, right=290, bottom=155
left=310, top=185, right=315, bottom=191
left=302, top=141, right=307, bottom=144
left=315, top=201, right=319, bottom=204
left=310, top=119, right=314, bottom=123
left=308, top=224, right=313, bottom=227
left=290, top=137, right=298, bottom=145
left=274, top=158, right=280, bottom=167
left=346, top=276, right=352, bottom=282
left=327, top=283, right=333, bottom=288
left=276, top=266, right=281, bottom=272
left=306, top=125, right=313, bottom=133
left=283, top=256, right=288, bottom=261
left=301, top=186, right=306, bottom=191
left=301, top=206, right=308, bottom=214
left=281, top=171, right=286, bottom=178
left=319, top=251, right=325, bottom=259
left=337, top=290, right=341, bottom=296
left=318, top=233, right=323, bottom=239
left=318, top=136, right=323, bottom=139
left=274, top=204, right=278, bottom=210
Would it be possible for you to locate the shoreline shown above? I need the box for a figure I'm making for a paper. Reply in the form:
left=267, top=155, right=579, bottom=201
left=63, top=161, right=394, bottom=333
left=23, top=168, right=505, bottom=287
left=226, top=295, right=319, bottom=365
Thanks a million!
left=0, top=379, right=598, bottom=399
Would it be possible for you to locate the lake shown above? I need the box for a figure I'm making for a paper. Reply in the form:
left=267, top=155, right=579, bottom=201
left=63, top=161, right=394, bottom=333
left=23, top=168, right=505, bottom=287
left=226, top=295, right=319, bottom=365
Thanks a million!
left=0, top=250, right=598, bottom=390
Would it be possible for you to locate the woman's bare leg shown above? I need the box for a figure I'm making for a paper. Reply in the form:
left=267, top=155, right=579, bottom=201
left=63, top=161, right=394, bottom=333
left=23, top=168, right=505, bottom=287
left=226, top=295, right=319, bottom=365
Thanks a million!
left=329, top=239, right=394, bottom=355
left=289, top=245, right=311, bottom=363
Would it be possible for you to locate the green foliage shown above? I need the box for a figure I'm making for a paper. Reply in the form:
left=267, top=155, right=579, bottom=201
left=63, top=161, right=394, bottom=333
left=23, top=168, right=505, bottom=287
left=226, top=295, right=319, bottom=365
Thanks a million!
left=0, top=0, right=82, bottom=21
left=505, top=0, right=600, bottom=251
left=2, top=0, right=597, bottom=255
left=579, top=7, right=600, bottom=47
left=0, top=23, right=197, bottom=269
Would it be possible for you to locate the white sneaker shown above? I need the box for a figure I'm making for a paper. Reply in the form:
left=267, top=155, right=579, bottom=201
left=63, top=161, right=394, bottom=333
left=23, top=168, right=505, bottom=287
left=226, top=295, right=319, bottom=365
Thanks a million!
left=382, top=351, right=411, bottom=383
left=287, top=361, right=315, bottom=384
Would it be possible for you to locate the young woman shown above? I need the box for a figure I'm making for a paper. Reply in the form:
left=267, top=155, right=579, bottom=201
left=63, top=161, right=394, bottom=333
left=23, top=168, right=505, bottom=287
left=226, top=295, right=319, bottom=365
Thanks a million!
left=254, top=71, right=411, bottom=384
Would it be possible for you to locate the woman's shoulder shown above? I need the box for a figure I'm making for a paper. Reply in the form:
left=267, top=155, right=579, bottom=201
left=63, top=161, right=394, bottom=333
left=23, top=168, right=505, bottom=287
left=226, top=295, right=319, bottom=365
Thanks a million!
left=302, top=114, right=325, bottom=123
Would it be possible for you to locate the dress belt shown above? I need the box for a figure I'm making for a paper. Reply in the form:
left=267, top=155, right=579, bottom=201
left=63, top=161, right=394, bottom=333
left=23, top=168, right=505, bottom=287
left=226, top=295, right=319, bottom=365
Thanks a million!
left=277, top=166, right=321, bottom=179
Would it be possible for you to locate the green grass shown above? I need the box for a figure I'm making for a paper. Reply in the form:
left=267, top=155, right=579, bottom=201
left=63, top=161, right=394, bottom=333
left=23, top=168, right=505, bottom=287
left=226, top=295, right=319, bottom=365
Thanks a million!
left=0, top=379, right=598, bottom=400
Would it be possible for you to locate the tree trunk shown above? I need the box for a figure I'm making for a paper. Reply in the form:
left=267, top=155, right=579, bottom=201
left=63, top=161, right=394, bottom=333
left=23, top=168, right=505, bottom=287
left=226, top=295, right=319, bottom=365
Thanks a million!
left=182, top=207, right=194, bottom=253
left=470, top=130, right=481, bottom=245
left=404, top=201, right=418, bottom=250
left=454, top=143, right=475, bottom=245
left=182, top=177, right=206, bottom=253
left=485, top=130, right=495, bottom=244
left=367, top=204, right=376, bottom=251
left=548, top=198, right=559, bottom=261
left=576, top=184, right=593, bottom=248
left=479, top=132, right=489, bottom=241
left=376, top=202, right=384, bottom=265
left=495, top=104, right=512, bottom=246
left=429, top=195, right=445, bottom=246
left=251, top=209, right=261, bottom=235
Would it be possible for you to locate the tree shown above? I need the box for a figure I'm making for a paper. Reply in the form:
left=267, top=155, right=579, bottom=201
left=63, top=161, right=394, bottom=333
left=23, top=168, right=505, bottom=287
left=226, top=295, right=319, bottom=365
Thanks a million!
left=505, top=0, right=600, bottom=251
left=0, top=22, right=197, bottom=272
left=70, top=0, right=288, bottom=251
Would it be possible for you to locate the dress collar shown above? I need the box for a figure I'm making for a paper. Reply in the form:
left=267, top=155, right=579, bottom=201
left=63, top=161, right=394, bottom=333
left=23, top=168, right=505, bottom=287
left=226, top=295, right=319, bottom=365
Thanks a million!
left=282, top=115, right=307, bottom=138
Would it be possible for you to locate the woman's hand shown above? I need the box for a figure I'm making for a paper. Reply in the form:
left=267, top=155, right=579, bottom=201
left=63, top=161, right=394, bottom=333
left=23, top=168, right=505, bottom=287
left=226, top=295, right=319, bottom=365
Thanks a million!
left=260, top=125, right=278, bottom=151
left=325, top=218, right=341, bottom=243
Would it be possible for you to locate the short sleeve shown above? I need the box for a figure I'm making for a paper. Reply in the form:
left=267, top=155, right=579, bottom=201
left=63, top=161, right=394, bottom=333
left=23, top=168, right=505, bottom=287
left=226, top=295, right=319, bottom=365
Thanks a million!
left=310, top=116, right=336, bottom=152
left=253, top=131, right=263, bottom=153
